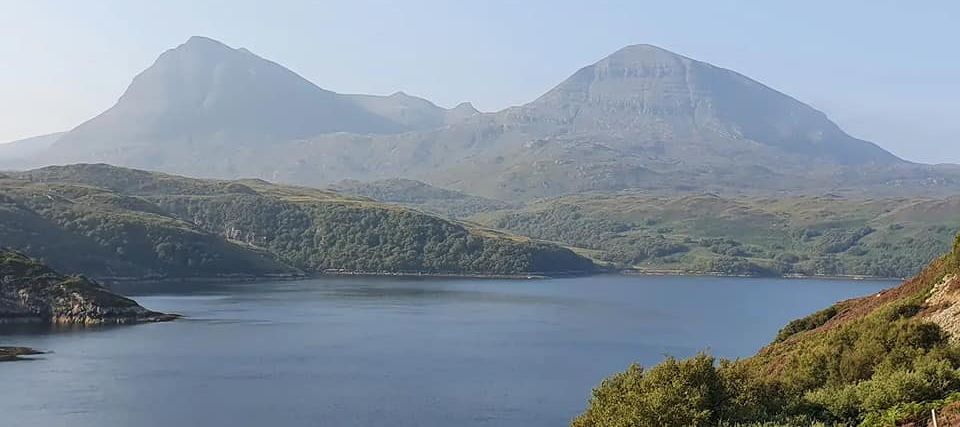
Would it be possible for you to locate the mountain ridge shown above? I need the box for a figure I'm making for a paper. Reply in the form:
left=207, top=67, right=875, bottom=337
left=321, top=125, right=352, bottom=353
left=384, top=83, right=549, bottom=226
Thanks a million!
left=5, top=36, right=956, bottom=201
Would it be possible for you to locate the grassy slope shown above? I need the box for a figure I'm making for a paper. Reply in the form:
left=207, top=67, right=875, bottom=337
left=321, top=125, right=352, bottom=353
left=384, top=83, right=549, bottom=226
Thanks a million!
left=474, top=192, right=960, bottom=278
left=573, top=236, right=960, bottom=426
left=5, top=164, right=593, bottom=278
left=331, top=178, right=517, bottom=219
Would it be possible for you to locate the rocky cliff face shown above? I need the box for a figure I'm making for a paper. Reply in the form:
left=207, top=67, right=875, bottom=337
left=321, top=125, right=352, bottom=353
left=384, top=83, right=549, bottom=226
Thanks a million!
left=0, top=250, right=175, bottom=324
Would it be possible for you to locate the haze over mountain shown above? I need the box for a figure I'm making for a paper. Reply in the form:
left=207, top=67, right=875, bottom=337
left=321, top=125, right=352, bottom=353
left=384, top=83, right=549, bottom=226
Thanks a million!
left=11, top=36, right=474, bottom=177
left=4, top=36, right=957, bottom=200
left=0, top=132, right=64, bottom=161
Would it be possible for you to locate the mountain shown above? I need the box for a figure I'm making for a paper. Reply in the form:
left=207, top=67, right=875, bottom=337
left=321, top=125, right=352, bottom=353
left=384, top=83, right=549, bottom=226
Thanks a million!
left=273, top=43, right=957, bottom=199
left=8, top=37, right=960, bottom=200
left=355, top=44, right=918, bottom=198
left=527, top=44, right=899, bottom=164
left=11, top=37, right=473, bottom=176
left=573, top=236, right=960, bottom=426
left=2, top=164, right=593, bottom=278
left=0, top=249, right=175, bottom=324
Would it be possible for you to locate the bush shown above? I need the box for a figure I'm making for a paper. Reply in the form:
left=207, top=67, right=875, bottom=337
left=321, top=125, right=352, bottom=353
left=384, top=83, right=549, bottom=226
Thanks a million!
left=572, top=354, right=723, bottom=427
left=774, top=306, right=838, bottom=343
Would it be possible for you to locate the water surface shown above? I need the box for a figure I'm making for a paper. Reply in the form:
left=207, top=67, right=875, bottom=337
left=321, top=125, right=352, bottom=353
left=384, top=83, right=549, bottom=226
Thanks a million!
left=0, top=275, right=891, bottom=427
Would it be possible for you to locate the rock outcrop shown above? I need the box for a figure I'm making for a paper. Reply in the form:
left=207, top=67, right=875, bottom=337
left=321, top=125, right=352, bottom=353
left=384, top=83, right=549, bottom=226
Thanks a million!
left=923, top=274, right=960, bottom=340
left=0, top=250, right=176, bottom=324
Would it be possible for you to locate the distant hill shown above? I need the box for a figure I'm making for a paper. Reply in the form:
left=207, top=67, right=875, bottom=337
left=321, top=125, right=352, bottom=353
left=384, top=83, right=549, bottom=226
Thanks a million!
left=331, top=178, right=515, bottom=218
left=7, top=37, right=960, bottom=200
left=0, top=132, right=64, bottom=161
left=473, top=191, right=960, bottom=278
left=2, top=164, right=593, bottom=279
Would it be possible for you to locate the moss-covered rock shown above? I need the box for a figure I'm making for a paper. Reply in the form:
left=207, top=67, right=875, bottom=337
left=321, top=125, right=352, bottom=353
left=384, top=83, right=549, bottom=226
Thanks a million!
left=0, top=250, right=176, bottom=324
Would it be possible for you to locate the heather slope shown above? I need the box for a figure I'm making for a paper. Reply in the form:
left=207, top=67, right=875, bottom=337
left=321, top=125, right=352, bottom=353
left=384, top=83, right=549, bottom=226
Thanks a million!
left=572, top=236, right=960, bottom=426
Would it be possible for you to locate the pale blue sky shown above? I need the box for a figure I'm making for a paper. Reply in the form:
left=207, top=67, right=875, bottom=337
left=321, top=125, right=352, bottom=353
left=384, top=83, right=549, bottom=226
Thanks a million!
left=1, top=0, right=957, bottom=163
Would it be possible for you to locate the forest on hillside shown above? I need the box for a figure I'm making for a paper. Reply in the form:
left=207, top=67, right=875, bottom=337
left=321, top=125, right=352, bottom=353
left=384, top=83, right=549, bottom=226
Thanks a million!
left=0, top=165, right=593, bottom=279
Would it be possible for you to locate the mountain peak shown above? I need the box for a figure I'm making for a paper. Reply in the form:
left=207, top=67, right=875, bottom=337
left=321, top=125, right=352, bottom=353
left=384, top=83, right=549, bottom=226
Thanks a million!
left=182, top=35, right=232, bottom=49
left=525, top=43, right=902, bottom=166
left=608, top=43, right=681, bottom=57
left=49, top=36, right=405, bottom=163
left=452, top=102, right=478, bottom=113
left=164, top=36, right=244, bottom=63
left=587, top=44, right=694, bottom=72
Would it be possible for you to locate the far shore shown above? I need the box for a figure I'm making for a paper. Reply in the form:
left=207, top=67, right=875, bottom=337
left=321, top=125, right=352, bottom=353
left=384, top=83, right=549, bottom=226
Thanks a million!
left=620, top=268, right=903, bottom=282
left=95, top=270, right=593, bottom=285
left=89, top=267, right=904, bottom=286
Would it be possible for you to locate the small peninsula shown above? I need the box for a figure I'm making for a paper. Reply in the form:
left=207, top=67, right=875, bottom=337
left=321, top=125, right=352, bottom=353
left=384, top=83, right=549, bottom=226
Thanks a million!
left=0, top=249, right=176, bottom=325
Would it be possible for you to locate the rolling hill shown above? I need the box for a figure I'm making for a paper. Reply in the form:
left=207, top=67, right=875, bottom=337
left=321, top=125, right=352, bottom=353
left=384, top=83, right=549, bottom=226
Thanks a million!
left=331, top=178, right=516, bottom=218
left=472, top=191, right=960, bottom=278
left=0, top=164, right=593, bottom=280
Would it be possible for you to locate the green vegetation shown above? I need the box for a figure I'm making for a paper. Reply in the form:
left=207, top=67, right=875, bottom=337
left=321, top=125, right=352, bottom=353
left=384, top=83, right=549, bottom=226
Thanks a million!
left=0, top=174, right=296, bottom=279
left=475, top=192, right=960, bottom=278
left=572, top=235, right=960, bottom=426
left=0, top=249, right=174, bottom=324
left=2, top=164, right=593, bottom=279
left=0, top=346, right=45, bottom=361
left=332, top=178, right=516, bottom=218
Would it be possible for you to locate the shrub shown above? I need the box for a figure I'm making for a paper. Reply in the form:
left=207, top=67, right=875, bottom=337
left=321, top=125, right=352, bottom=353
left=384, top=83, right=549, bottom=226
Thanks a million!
left=572, top=354, right=723, bottom=427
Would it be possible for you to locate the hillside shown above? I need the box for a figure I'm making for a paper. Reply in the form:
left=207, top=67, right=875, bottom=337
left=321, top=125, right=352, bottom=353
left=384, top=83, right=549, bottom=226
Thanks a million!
left=0, top=249, right=174, bottom=324
left=0, top=170, right=297, bottom=280
left=573, top=236, right=960, bottom=426
left=3, top=164, right=593, bottom=279
left=474, top=192, right=960, bottom=278
left=5, top=37, right=960, bottom=200
left=331, top=178, right=516, bottom=218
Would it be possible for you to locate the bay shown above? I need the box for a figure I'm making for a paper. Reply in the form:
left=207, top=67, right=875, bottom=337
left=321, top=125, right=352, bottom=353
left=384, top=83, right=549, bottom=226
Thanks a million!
left=0, top=275, right=891, bottom=427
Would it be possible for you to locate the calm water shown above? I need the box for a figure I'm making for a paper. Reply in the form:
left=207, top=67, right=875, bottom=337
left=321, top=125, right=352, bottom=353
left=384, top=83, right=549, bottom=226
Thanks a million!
left=0, top=275, right=890, bottom=427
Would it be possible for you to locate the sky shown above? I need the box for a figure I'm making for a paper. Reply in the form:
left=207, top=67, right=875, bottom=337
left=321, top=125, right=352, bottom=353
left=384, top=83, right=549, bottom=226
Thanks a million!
left=1, top=0, right=958, bottom=163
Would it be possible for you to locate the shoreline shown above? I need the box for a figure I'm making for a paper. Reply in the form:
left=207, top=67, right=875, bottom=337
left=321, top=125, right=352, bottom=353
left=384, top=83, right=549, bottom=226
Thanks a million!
left=91, top=268, right=903, bottom=285
left=96, top=273, right=308, bottom=285
left=0, top=346, right=45, bottom=362
left=619, top=268, right=903, bottom=282
left=97, top=270, right=594, bottom=284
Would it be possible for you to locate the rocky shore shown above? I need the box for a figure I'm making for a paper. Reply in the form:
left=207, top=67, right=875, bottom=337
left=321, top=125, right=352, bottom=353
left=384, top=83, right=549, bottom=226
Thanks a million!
left=1, top=250, right=177, bottom=325
left=0, top=346, right=45, bottom=361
